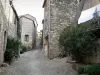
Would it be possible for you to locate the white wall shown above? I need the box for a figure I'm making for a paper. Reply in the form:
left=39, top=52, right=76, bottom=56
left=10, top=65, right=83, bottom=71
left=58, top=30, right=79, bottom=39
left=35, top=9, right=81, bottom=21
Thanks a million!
left=2, top=0, right=18, bottom=38
left=0, top=0, right=18, bottom=65
left=0, top=0, right=8, bottom=65
left=20, top=17, right=35, bottom=48
left=8, top=6, right=17, bottom=38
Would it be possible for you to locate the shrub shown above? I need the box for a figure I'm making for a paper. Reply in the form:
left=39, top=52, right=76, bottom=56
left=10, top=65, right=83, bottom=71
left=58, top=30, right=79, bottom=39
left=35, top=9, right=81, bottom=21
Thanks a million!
left=20, top=45, right=27, bottom=54
left=59, top=25, right=98, bottom=62
left=4, top=49, right=14, bottom=64
left=78, top=64, right=100, bottom=75
left=0, top=72, right=5, bottom=75
left=85, top=64, right=100, bottom=75
left=78, top=66, right=85, bottom=74
left=4, top=37, right=21, bottom=64
left=59, top=26, right=71, bottom=57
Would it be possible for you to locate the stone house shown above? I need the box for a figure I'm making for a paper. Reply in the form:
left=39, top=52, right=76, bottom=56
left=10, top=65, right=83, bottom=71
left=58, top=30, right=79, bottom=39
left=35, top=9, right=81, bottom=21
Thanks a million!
left=1, top=0, right=20, bottom=39
left=42, top=0, right=80, bottom=59
left=0, top=0, right=8, bottom=65
left=42, top=0, right=100, bottom=59
left=1, top=0, right=21, bottom=39
left=0, top=0, right=20, bottom=65
left=8, top=0, right=21, bottom=39
left=20, top=14, right=37, bottom=49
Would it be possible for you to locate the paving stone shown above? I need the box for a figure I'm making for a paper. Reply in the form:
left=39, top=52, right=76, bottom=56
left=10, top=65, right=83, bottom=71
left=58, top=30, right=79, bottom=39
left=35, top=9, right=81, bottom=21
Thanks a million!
left=3, top=49, right=78, bottom=75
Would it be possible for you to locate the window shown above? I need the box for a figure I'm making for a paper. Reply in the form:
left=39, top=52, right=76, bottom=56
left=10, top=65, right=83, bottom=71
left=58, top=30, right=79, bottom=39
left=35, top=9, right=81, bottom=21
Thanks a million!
left=24, top=35, right=29, bottom=42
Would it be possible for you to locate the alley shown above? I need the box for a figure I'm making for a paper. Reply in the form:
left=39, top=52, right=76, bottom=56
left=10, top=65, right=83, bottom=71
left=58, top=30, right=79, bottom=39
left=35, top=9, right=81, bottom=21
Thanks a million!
left=3, top=49, right=77, bottom=75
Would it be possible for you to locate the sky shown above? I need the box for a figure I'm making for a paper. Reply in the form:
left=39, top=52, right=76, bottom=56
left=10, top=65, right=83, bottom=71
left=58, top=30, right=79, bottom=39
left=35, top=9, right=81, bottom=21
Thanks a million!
left=13, top=0, right=44, bottom=32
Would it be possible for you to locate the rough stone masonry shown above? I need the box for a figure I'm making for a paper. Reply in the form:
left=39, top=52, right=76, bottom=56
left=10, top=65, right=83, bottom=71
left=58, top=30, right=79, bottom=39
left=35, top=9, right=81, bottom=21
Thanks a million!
left=0, top=0, right=8, bottom=65
left=43, top=0, right=80, bottom=59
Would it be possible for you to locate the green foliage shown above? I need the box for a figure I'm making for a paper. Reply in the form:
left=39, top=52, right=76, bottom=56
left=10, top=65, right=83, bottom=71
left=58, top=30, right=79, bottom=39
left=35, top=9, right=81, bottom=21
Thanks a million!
left=78, top=66, right=85, bottom=74
left=78, top=64, right=100, bottom=75
left=85, top=64, right=100, bottom=75
left=4, top=49, right=14, bottom=63
left=20, top=45, right=27, bottom=54
left=0, top=72, right=5, bottom=75
left=4, top=37, right=21, bottom=64
left=59, top=26, right=71, bottom=57
left=59, top=25, right=98, bottom=62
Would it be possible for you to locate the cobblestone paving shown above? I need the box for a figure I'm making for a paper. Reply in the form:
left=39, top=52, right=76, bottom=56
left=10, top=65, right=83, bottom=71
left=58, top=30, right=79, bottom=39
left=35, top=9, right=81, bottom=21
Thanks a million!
left=3, top=49, right=78, bottom=75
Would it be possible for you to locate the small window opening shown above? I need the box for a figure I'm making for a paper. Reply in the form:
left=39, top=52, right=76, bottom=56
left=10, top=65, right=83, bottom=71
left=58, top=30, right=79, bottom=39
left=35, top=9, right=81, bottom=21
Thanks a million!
left=24, top=35, right=29, bottom=42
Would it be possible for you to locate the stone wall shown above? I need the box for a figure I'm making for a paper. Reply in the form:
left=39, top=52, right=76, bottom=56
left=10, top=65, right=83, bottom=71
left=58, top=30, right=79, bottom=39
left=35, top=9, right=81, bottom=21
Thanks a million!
left=6, top=0, right=18, bottom=38
left=20, top=15, right=37, bottom=49
left=20, top=17, right=33, bottom=48
left=0, top=0, right=8, bottom=65
left=32, top=25, right=37, bottom=48
left=43, top=0, right=50, bottom=57
left=83, top=0, right=100, bottom=10
left=43, top=0, right=100, bottom=59
left=0, top=0, right=20, bottom=65
left=43, top=0, right=50, bottom=37
left=49, top=0, right=78, bottom=59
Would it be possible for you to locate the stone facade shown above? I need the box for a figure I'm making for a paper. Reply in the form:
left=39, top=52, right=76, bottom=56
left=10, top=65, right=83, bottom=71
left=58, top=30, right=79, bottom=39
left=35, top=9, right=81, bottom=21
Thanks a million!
left=1, top=0, right=20, bottom=39
left=0, top=0, right=20, bottom=65
left=43, top=0, right=100, bottom=59
left=1, top=0, right=18, bottom=38
left=0, top=0, right=8, bottom=65
left=20, top=14, right=37, bottom=49
left=43, top=0, right=79, bottom=59
left=7, top=0, right=20, bottom=39
left=83, top=0, right=100, bottom=10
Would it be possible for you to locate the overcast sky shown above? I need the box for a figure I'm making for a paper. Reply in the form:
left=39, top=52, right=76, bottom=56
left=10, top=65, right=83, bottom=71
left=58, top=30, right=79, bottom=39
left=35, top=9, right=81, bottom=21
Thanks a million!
left=13, top=0, right=44, bottom=32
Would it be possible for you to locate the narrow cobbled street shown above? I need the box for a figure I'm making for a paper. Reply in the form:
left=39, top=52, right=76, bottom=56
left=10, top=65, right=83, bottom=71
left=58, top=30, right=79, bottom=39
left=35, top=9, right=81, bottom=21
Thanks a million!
left=3, top=49, right=77, bottom=75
